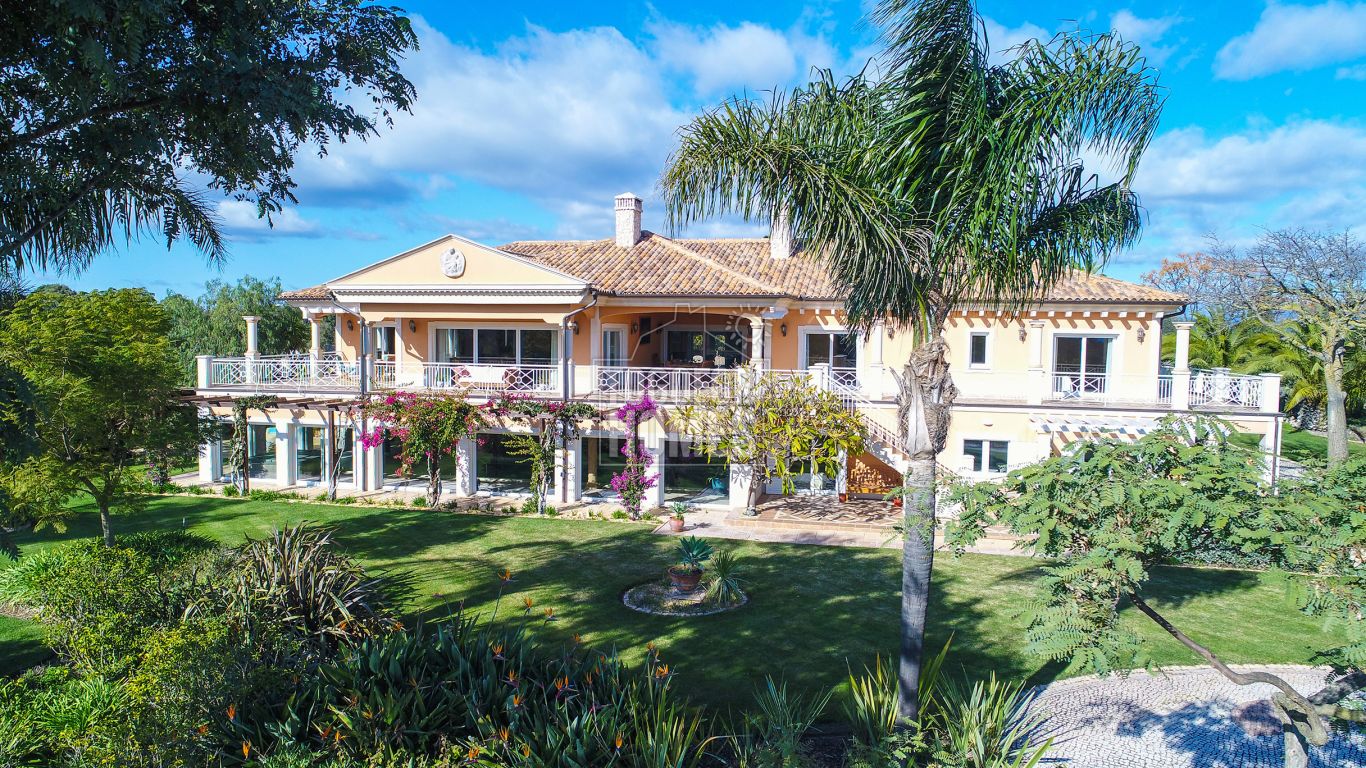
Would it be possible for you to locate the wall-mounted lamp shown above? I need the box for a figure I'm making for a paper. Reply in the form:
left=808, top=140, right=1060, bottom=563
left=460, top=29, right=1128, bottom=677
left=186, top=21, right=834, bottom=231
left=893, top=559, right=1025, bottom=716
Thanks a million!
left=630, top=321, right=639, bottom=334
left=408, top=319, right=417, bottom=333
left=570, top=321, right=580, bottom=335
left=780, top=323, right=788, bottom=337
left=1136, top=327, right=1146, bottom=344
left=346, top=319, right=354, bottom=331
left=1018, top=327, right=1027, bottom=342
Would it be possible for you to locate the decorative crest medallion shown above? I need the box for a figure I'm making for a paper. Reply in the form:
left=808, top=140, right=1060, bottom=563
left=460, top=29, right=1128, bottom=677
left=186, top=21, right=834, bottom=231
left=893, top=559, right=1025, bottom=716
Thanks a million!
left=440, top=247, right=466, bottom=278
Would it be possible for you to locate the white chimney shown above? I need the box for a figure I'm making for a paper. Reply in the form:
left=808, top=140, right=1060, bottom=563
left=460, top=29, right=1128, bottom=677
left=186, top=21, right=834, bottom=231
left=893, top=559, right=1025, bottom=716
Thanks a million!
left=614, top=193, right=643, bottom=247
left=770, top=204, right=792, bottom=259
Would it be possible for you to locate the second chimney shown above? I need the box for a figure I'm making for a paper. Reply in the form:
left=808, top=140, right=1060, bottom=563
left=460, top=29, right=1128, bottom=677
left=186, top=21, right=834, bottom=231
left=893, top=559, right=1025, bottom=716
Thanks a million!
left=615, top=193, right=643, bottom=247
left=770, top=204, right=792, bottom=259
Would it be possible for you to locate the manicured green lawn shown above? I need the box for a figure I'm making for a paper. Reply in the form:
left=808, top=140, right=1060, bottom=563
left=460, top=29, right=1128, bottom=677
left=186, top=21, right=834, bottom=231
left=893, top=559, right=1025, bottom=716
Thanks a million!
left=0, top=495, right=1347, bottom=709
left=1235, top=425, right=1366, bottom=463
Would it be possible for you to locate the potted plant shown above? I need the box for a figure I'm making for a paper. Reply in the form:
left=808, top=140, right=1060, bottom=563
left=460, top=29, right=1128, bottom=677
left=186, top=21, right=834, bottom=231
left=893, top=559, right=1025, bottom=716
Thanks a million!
left=668, top=502, right=688, bottom=532
left=667, top=536, right=713, bottom=594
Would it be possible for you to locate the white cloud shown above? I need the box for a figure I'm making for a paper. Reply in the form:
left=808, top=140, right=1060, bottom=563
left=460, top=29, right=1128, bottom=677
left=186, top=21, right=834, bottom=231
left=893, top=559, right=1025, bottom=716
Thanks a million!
left=1215, top=2, right=1366, bottom=80
left=1137, top=120, right=1366, bottom=202
left=1109, top=10, right=1184, bottom=66
left=216, top=201, right=321, bottom=238
left=1338, top=62, right=1366, bottom=78
left=650, top=20, right=801, bottom=96
left=981, top=17, right=1052, bottom=63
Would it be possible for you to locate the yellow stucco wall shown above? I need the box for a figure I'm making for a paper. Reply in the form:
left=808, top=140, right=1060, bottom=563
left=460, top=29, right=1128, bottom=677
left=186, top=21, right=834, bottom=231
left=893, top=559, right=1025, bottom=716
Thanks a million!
left=331, top=236, right=581, bottom=287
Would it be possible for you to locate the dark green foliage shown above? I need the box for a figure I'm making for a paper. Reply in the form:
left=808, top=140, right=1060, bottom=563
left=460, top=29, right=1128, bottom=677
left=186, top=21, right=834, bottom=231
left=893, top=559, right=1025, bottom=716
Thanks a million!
left=162, top=277, right=312, bottom=385
left=703, top=549, right=744, bottom=605
left=674, top=536, right=714, bottom=572
left=0, top=288, right=209, bottom=545
left=1, top=0, right=418, bottom=273
left=946, top=416, right=1266, bottom=675
left=235, top=616, right=708, bottom=767
left=0, top=530, right=215, bottom=674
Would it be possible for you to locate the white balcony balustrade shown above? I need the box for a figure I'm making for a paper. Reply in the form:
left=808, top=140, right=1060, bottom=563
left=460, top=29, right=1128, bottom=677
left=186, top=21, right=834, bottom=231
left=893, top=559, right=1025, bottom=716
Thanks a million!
left=201, top=355, right=559, bottom=395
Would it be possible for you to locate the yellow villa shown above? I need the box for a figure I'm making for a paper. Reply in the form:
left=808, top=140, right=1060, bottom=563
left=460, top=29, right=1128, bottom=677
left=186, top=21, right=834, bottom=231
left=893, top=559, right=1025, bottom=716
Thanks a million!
left=192, top=193, right=1284, bottom=511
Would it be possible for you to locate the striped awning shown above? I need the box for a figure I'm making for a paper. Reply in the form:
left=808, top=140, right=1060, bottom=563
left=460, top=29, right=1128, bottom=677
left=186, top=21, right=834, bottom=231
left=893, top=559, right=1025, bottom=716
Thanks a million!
left=1031, top=414, right=1160, bottom=438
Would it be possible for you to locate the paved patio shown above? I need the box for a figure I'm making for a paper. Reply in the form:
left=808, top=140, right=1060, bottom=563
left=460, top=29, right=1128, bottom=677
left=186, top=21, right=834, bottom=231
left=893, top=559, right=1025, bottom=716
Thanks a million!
left=1029, top=665, right=1366, bottom=767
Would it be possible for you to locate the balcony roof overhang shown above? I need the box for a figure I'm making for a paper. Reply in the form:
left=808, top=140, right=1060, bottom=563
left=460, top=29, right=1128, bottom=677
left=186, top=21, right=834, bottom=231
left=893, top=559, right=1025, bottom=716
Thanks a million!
left=296, top=285, right=591, bottom=306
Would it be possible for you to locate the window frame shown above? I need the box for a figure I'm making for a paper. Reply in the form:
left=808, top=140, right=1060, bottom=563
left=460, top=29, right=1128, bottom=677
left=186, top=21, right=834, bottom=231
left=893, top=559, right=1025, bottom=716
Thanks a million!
left=967, top=330, right=991, bottom=369
left=428, top=323, right=561, bottom=366
left=962, top=437, right=1010, bottom=476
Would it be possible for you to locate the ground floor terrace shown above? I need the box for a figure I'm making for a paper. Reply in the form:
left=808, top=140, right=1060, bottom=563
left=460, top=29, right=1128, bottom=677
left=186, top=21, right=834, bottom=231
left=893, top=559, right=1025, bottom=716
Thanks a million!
left=193, top=394, right=1285, bottom=512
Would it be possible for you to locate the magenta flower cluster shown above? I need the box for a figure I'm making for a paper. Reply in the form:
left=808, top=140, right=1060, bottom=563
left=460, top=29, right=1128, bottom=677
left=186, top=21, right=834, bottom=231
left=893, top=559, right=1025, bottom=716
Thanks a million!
left=610, top=393, right=659, bottom=517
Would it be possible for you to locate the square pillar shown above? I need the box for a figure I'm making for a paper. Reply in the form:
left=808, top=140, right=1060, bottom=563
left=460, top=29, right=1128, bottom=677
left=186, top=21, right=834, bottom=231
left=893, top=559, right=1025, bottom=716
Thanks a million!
left=362, top=441, right=384, bottom=491
left=553, top=437, right=582, bottom=504
left=1027, top=320, right=1046, bottom=405
left=198, top=437, right=222, bottom=483
left=1173, top=321, right=1194, bottom=372
left=646, top=432, right=667, bottom=511
left=195, top=355, right=212, bottom=388
left=1260, top=373, right=1282, bottom=413
left=453, top=438, right=477, bottom=496
left=729, top=463, right=756, bottom=514
left=274, top=419, right=295, bottom=487
left=835, top=449, right=848, bottom=497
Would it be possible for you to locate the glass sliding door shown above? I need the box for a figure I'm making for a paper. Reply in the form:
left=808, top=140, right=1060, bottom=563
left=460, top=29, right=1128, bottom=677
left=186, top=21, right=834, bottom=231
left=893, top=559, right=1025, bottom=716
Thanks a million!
left=1053, top=336, right=1112, bottom=397
left=296, top=427, right=323, bottom=483
left=247, top=425, right=276, bottom=479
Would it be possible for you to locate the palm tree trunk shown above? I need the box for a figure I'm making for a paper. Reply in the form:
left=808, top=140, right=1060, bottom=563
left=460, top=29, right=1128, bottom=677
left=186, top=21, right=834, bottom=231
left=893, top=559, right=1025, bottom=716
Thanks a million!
left=1325, top=342, right=1348, bottom=468
left=898, top=453, right=936, bottom=726
left=896, top=334, right=957, bottom=727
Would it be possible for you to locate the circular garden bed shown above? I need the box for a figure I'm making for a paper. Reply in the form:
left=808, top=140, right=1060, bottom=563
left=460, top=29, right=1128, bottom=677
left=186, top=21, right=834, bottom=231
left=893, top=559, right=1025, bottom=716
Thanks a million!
left=622, top=581, right=747, bottom=617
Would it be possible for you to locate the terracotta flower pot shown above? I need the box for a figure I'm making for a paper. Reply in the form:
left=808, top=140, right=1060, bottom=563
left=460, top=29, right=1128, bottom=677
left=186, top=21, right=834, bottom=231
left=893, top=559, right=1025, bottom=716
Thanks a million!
left=667, top=566, right=703, bottom=593
left=670, top=516, right=685, bottom=532
left=838, top=493, right=848, bottom=503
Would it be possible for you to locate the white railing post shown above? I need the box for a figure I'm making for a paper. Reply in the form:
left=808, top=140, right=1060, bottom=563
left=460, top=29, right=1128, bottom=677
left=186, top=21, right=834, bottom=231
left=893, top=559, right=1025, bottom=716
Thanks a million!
left=1172, top=370, right=1192, bottom=410
left=809, top=362, right=831, bottom=391
left=1260, top=373, right=1282, bottom=413
left=195, top=355, right=212, bottom=388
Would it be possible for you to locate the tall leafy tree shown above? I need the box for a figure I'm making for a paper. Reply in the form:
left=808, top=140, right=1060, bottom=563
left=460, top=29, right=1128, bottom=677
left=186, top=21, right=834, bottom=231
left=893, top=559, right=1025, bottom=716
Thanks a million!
left=1, top=0, right=418, bottom=273
left=660, top=0, right=1161, bottom=723
left=1211, top=229, right=1366, bottom=466
left=0, top=289, right=205, bottom=545
left=162, top=277, right=312, bottom=384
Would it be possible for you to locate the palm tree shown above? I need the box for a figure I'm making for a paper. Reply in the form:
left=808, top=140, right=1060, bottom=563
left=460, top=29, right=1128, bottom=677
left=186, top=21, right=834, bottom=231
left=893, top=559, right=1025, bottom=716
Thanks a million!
left=660, top=0, right=1162, bottom=725
left=1159, top=308, right=1280, bottom=372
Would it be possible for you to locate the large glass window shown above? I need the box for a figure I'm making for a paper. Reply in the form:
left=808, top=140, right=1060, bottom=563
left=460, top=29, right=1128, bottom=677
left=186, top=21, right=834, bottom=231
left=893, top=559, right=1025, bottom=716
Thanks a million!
left=1053, top=336, right=1112, bottom=397
left=477, top=434, right=532, bottom=494
left=435, top=328, right=559, bottom=365
left=805, top=332, right=858, bottom=369
left=435, top=328, right=474, bottom=363
left=663, top=440, right=728, bottom=500
left=334, top=427, right=354, bottom=484
left=373, top=326, right=397, bottom=361
left=247, top=424, right=276, bottom=479
left=296, top=427, right=323, bottom=483
left=383, top=432, right=456, bottom=483
left=663, top=330, right=747, bottom=367
left=963, top=439, right=1009, bottom=474
left=520, top=330, right=557, bottom=364
left=580, top=436, right=629, bottom=491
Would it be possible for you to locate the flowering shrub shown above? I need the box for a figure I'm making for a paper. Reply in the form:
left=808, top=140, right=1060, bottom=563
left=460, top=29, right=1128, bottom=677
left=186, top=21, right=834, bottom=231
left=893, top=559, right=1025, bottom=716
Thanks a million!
left=361, top=391, right=487, bottom=507
left=610, top=394, right=659, bottom=519
left=485, top=394, right=599, bottom=515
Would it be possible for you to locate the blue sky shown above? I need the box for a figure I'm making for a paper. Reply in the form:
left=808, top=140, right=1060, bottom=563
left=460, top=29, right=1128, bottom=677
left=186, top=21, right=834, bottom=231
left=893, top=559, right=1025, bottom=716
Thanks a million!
left=36, top=0, right=1366, bottom=295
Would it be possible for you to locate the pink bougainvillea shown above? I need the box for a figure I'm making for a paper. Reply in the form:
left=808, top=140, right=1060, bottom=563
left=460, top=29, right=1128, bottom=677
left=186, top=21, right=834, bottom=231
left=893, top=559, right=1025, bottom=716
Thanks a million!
left=610, top=393, right=659, bottom=518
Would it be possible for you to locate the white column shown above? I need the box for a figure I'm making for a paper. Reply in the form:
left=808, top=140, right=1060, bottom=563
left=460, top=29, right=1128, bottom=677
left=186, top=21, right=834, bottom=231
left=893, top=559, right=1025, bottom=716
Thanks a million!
left=835, top=449, right=848, bottom=498
left=729, top=463, right=755, bottom=514
left=748, top=317, right=765, bottom=369
left=244, top=315, right=261, bottom=356
left=322, top=419, right=336, bottom=488
left=455, top=438, right=477, bottom=496
left=1172, top=321, right=1194, bottom=410
left=647, top=431, right=667, bottom=511
left=198, top=435, right=222, bottom=483
left=809, top=362, right=830, bottom=390
left=243, top=315, right=261, bottom=384
left=1260, top=373, right=1282, bottom=414
left=1173, top=321, right=1194, bottom=372
left=308, top=315, right=322, bottom=357
left=553, top=438, right=582, bottom=504
left=364, top=441, right=384, bottom=491
left=274, top=419, right=295, bottom=487
left=863, top=322, right=885, bottom=397
left=195, top=355, right=212, bottom=388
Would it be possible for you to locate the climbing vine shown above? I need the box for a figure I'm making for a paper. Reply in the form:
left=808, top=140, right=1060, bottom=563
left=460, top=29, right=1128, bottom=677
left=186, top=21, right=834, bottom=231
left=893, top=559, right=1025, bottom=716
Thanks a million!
left=227, top=395, right=275, bottom=493
left=610, top=393, right=659, bottom=519
left=487, top=394, right=599, bottom=515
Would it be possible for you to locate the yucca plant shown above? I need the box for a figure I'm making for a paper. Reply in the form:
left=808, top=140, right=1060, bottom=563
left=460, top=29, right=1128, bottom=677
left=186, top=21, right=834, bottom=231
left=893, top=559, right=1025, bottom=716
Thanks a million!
left=743, top=677, right=832, bottom=767
left=932, top=673, right=1051, bottom=768
left=844, top=638, right=951, bottom=750
left=703, top=550, right=744, bottom=605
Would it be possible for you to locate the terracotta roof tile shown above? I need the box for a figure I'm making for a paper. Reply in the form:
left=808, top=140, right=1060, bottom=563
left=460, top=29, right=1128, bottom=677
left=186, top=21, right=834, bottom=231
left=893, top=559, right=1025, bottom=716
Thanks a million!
left=279, top=284, right=332, bottom=300
left=500, top=234, right=1185, bottom=305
